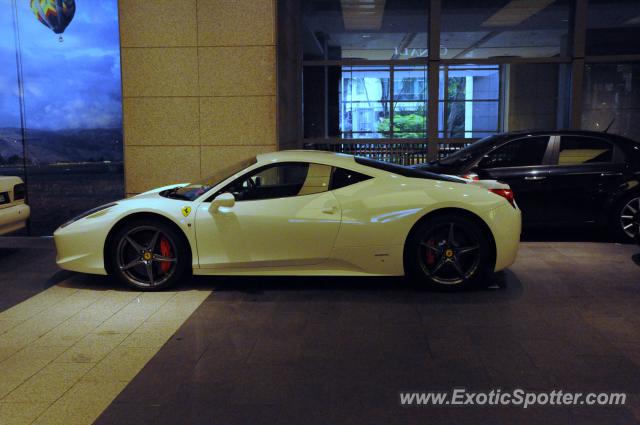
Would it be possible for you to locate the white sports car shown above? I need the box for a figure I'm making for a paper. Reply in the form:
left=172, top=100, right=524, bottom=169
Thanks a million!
left=0, top=176, right=30, bottom=235
left=54, top=151, right=521, bottom=290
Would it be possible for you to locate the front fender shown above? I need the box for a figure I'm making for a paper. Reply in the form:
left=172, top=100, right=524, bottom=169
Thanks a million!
left=54, top=198, right=198, bottom=275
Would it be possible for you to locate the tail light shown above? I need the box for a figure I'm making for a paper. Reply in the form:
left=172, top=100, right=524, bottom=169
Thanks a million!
left=13, top=183, right=25, bottom=201
left=461, top=173, right=479, bottom=180
left=489, top=188, right=516, bottom=208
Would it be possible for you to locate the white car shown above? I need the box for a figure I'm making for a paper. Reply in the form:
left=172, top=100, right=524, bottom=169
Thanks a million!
left=54, top=151, right=521, bottom=290
left=0, top=176, right=30, bottom=235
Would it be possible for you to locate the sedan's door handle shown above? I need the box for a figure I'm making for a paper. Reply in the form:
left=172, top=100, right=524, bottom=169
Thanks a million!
left=600, top=172, right=623, bottom=177
left=524, top=176, right=546, bottom=181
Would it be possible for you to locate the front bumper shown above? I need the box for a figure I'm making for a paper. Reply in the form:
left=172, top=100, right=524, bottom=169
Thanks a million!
left=54, top=218, right=110, bottom=275
left=0, top=203, right=30, bottom=235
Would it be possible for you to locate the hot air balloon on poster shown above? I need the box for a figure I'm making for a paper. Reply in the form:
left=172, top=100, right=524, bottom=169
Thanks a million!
left=30, top=0, right=76, bottom=42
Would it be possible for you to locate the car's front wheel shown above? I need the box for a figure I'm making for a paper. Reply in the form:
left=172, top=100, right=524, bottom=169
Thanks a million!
left=405, top=214, right=493, bottom=289
left=106, top=218, right=189, bottom=290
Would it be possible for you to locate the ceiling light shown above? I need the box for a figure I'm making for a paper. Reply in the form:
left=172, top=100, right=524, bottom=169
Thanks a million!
left=341, top=0, right=386, bottom=31
left=482, top=0, right=555, bottom=27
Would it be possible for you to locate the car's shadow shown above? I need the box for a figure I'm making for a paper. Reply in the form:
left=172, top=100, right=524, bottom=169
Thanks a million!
left=56, top=269, right=525, bottom=305
left=521, top=227, right=612, bottom=243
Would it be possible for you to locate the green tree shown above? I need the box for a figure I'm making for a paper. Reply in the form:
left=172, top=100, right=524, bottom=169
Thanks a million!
left=377, top=112, right=427, bottom=138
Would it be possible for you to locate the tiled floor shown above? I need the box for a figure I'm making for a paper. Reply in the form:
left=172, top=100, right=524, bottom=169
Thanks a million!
left=1, top=238, right=640, bottom=424
left=0, top=242, right=211, bottom=425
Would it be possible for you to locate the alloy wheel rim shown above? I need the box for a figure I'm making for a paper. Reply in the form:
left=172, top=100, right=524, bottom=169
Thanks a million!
left=116, top=226, right=178, bottom=287
left=418, top=222, right=481, bottom=285
left=620, top=197, right=640, bottom=239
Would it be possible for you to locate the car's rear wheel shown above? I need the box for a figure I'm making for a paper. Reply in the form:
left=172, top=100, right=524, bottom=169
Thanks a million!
left=405, top=214, right=493, bottom=289
left=613, top=194, right=640, bottom=243
left=107, top=218, right=189, bottom=290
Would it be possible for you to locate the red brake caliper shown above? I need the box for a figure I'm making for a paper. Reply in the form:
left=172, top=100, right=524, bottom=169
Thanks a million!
left=159, top=238, right=172, bottom=273
left=425, top=238, right=435, bottom=265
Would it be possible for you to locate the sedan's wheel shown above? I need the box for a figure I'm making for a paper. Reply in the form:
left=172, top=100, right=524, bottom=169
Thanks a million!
left=617, top=195, right=640, bottom=242
left=405, top=214, right=492, bottom=289
left=107, top=219, right=189, bottom=290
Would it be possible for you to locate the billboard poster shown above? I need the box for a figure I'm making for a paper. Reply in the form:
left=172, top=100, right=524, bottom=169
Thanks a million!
left=0, top=0, right=124, bottom=235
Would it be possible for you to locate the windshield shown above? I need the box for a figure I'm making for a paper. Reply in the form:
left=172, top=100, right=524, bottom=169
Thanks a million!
left=162, top=157, right=257, bottom=201
left=439, top=135, right=501, bottom=165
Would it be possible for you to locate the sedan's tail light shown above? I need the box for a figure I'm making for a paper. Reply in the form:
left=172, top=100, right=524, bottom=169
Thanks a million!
left=461, top=173, right=479, bottom=180
left=13, top=183, right=25, bottom=201
left=489, top=188, right=516, bottom=208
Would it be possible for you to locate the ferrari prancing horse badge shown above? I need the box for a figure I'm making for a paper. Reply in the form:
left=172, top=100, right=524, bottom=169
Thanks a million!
left=181, top=206, right=192, bottom=217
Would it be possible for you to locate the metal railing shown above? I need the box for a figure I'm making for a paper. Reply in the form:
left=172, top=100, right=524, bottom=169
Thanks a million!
left=303, top=139, right=476, bottom=165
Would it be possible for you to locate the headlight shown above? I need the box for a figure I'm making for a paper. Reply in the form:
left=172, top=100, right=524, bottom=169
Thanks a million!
left=59, top=202, right=117, bottom=229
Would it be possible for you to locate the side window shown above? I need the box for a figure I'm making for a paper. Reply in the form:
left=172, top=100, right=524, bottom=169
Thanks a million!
left=298, top=163, right=332, bottom=195
left=478, top=136, right=550, bottom=169
left=558, top=136, right=613, bottom=165
left=330, top=168, right=372, bottom=190
left=223, top=162, right=332, bottom=201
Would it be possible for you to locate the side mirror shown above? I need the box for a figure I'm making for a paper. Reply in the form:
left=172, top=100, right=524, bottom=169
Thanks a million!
left=209, top=192, right=235, bottom=213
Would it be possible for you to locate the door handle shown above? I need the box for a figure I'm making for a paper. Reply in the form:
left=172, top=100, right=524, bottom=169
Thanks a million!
left=524, top=176, right=546, bottom=181
left=600, top=172, right=623, bottom=177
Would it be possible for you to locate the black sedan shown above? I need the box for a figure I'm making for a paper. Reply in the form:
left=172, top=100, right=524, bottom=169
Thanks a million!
left=416, top=130, right=640, bottom=242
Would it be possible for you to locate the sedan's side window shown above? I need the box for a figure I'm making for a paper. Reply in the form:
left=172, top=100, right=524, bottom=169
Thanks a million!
left=478, top=136, right=550, bottom=169
left=224, top=162, right=332, bottom=201
left=558, top=136, right=613, bottom=165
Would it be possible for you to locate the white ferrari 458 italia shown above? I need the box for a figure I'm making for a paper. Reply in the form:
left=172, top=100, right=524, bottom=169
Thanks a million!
left=54, top=151, right=521, bottom=290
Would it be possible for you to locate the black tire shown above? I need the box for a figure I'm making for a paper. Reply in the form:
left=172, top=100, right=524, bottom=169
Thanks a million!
left=106, top=218, right=190, bottom=291
left=611, top=193, right=640, bottom=244
left=404, top=213, right=493, bottom=290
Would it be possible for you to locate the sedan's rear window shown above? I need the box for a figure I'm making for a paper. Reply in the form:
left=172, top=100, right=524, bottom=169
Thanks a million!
left=558, top=136, right=613, bottom=165
left=354, top=157, right=464, bottom=183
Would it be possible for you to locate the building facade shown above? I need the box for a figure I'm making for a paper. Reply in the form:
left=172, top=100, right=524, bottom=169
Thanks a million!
left=120, top=0, right=640, bottom=194
left=118, top=0, right=278, bottom=196
left=1, top=0, right=640, bottom=234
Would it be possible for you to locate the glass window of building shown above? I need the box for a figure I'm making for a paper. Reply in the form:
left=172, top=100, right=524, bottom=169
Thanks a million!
left=504, top=63, right=570, bottom=132
left=290, top=0, right=628, bottom=164
left=393, top=66, right=428, bottom=139
left=438, top=65, right=501, bottom=139
left=441, top=0, right=571, bottom=59
left=304, top=64, right=428, bottom=140
left=586, top=0, right=640, bottom=56
left=341, top=66, right=391, bottom=139
left=582, top=63, right=640, bottom=142
left=302, top=0, right=429, bottom=61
